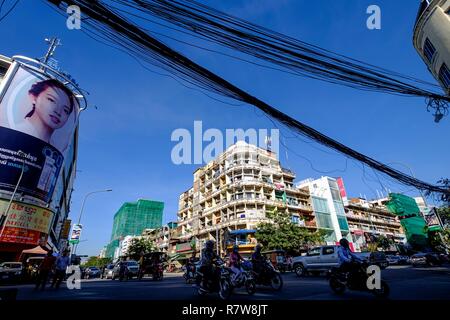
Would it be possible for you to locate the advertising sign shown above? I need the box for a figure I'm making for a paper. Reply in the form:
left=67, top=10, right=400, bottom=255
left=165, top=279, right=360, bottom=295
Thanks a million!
left=0, top=66, right=80, bottom=203
left=69, top=224, right=82, bottom=244
left=336, top=177, right=348, bottom=202
left=0, top=199, right=54, bottom=244
left=61, top=219, right=72, bottom=239
left=424, top=207, right=442, bottom=232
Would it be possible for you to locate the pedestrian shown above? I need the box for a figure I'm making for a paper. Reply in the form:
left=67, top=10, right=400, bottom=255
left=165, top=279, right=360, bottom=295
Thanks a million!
left=35, top=250, right=56, bottom=291
left=51, top=250, right=70, bottom=289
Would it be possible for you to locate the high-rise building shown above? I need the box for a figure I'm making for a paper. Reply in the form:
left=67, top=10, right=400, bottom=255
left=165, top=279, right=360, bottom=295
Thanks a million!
left=177, top=141, right=316, bottom=256
left=413, top=0, right=450, bottom=95
left=105, top=199, right=164, bottom=258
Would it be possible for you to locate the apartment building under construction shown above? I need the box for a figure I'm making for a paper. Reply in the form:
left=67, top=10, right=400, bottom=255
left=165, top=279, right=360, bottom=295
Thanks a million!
left=177, top=141, right=315, bottom=255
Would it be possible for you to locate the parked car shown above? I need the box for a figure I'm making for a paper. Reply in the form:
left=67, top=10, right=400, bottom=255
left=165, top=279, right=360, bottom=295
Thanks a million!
left=354, top=252, right=389, bottom=269
left=386, top=254, right=409, bottom=265
left=292, top=245, right=340, bottom=277
left=410, top=252, right=443, bottom=267
left=0, top=262, right=23, bottom=283
left=112, top=260, right=139, bottom=280
left=84, top=267, right=101, bottom=279
left=101, top=264, right=115, bottom=279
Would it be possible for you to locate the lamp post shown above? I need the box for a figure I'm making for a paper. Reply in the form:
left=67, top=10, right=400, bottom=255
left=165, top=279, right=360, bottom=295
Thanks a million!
left=72, top=189, right=112, bottom=255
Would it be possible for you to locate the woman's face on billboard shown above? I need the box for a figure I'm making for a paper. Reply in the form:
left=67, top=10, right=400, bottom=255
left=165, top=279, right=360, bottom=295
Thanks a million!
left=32, top=86, right=71, bottom=130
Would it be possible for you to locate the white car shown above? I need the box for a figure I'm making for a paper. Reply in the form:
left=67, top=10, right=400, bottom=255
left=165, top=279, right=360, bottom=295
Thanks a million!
left=291, top=245, right=340, bottom=276
left=0, top=262, right=23, bottom=281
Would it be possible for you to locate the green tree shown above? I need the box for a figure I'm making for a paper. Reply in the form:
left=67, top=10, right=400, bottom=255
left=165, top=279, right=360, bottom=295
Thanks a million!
left=255, top=209, right=325, bottom=255
left=127, top=237, right=155, bottom=260
left=83, top=257, right=112, bottom=267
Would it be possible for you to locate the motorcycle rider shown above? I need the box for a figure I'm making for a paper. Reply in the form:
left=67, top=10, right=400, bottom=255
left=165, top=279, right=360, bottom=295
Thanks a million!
left=198, top=240, right=219, bottom=290
left=251, top=244, right=265, bottom=275
left=337, top=238, right=362, bottom=279
left=229, top=244, right=244, bottom=285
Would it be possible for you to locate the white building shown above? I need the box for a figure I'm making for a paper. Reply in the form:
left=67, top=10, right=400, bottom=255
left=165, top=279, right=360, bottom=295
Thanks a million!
left=413, top=0, right=450, bottom=94
left=297, top=177, right=352, bottom=246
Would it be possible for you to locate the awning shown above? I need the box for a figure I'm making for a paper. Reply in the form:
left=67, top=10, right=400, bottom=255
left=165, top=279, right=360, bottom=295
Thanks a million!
left=229, top=229, right=256, bottom=235
left=21, top=246, right=48, bottom=255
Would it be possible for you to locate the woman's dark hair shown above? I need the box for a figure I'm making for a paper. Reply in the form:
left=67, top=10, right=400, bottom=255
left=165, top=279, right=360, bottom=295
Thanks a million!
left=26, top=79, right=75, bottom=118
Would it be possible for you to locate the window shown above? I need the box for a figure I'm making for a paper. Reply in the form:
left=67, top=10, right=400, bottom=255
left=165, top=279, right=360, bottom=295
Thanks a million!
left=322, top=247, right=335, bottom=255
left=423, top=38, right=436, bottom=64
left=439, top=63, right=450, bottom=88
left=291, top=215, right=299, bottom=224
left=307, top=247, right=321, bottom=256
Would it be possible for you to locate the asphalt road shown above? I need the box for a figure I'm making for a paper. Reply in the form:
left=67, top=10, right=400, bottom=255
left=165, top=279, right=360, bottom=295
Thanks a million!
left=3, top=265, right=450, bottom=300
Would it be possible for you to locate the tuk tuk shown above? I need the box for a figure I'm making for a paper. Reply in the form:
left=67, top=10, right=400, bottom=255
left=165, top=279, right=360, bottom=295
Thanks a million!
left=261, top=250, right=290, bottom=272
left=138, top=252, right=167, bottom=281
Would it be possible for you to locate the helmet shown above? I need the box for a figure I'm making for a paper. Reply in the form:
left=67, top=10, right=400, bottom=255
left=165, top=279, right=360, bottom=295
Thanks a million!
left=339, top=238, right=350, bottom=249
left=233, top=244, right=239, bottom=252
left=255, top=244, right=262, bottom=252
left=205, top=240, right=215, bottom=250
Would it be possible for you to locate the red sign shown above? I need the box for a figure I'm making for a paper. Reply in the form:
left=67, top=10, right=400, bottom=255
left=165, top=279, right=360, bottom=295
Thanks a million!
left=0, top=226, right=40, bottom=244
left=336, top=177, right=347, bottom=200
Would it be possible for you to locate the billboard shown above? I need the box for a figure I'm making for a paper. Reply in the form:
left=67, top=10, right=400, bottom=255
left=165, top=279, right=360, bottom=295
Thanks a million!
left=69, top=224, right=82, bottom=244
left=423, top=207, right=442, bottom=232
left=336, top=177, right=348, bottom=202
left=0, top=199, right=54, bottom=245
left=60, top=219, right=72, bottom=239
left=0, top=65, right=80, bottom=203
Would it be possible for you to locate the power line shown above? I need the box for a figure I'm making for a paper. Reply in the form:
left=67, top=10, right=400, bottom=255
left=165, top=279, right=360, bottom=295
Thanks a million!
left=44, top=0, right=450, bottom=198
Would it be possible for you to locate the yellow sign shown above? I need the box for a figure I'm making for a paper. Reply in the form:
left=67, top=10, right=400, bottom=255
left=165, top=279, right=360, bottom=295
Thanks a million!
left=0, top=199, right=54, bottom=233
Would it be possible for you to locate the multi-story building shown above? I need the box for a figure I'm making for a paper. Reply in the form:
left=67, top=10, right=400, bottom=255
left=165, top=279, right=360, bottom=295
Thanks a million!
left=142, top=222, right=178, bottom=253
left=413, top=0, right=450, bottom=95
left=105, top=199, right=164, bottom=258
left=177, top=141, right=315, bottom=256
left=297, top=177, right=352, bottom=246
left=345, top=198, right=405, bottom=251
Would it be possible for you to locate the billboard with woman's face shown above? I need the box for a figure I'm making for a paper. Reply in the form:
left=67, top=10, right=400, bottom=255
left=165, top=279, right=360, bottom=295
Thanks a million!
left=0, top=65, right=80, bottom=203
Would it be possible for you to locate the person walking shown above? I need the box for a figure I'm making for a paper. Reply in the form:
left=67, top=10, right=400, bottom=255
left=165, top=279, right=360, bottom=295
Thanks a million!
left=51, top=250, right=70, bottom=289
left=35, top=250, right=56, bottom=291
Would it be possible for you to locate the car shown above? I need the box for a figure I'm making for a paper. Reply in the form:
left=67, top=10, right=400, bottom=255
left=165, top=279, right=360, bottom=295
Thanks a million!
left=84, top=267, right=101, bottom=279
left=292, top=245, right=340, bottom=276
left=386, top=254, right=409, bottom=265
left=410, top=252, right=443, bottom=267
left=354, top=252, right=389, bottom=269
left=101, top=264, right=115, bottom=279
left=111, top=260, right=140, bottom=280
left=0, top=262, right=23, bottom=282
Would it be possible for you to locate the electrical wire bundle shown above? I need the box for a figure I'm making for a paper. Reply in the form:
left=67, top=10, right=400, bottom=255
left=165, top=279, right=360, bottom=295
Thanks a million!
left=44, top=0, right=450, bottom=197
left=108, top=0, right=448, bottom=104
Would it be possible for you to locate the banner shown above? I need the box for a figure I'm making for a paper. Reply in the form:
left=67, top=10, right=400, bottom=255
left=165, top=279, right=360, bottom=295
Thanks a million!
left=61, top=219, right=72, bottom=239
left=0, top=199, right=54, bottom=244
left=69, top=224, right=82, bottom=244
left=336, top=177, right=347, bottom=202
left=0, top=66, right=80, bottom=203
left=424, top=207, right=442, bottom=232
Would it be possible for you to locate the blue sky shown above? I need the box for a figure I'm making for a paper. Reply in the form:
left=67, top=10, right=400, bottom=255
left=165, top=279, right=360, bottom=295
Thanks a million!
left=1, top=0, right=449, bottom=256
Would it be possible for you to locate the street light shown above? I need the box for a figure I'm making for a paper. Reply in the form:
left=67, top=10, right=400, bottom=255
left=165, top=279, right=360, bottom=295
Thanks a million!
left=72, top=189, right=112, bottom=255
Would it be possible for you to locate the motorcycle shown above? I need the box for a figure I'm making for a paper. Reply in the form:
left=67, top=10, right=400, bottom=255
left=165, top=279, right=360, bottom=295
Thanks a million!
left=328, top=261, right=390, bottom=298
left=152, top=263, right=164, bottom=281
left=195, top=258, right=233, bottom=300
left=232, top=260, right=256, bottom=295
left=183, top=261, right=199, bottom=284
left=251, top=259, right=283, bottom=291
